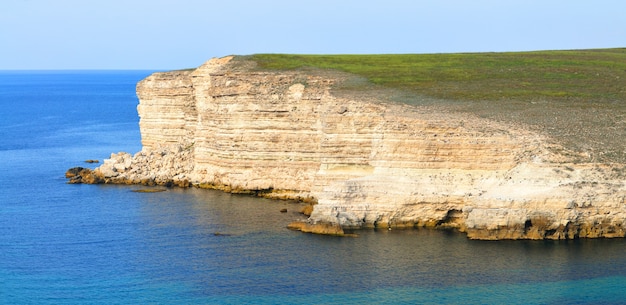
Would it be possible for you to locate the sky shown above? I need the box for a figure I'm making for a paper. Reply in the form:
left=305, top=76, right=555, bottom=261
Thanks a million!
left=1, top=0, right=625, bottom=70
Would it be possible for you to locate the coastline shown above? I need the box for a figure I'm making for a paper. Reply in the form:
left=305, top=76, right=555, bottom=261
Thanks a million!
left=66, top=55, right=626, bottom=240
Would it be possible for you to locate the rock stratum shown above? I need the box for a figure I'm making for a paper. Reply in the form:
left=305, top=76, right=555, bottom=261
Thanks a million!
left=66, top=56, right=626, bottom=240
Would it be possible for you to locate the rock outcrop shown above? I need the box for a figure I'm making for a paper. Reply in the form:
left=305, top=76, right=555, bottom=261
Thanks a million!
left=67, top=56, right=626, bottom=240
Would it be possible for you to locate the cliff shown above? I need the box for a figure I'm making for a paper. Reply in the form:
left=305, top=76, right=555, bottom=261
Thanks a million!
left=67, top=56, right=626, bottom=240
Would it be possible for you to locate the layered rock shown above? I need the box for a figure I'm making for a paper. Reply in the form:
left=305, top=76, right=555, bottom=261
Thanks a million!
left=69, top=56, right=626, bottom=240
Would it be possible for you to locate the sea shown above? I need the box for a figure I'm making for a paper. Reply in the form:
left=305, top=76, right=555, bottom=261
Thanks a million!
left=1, top=70, right=626, bottom=304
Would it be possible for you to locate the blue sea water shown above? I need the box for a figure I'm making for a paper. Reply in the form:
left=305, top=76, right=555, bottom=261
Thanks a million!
left=1, top=70, right=626, bottom=304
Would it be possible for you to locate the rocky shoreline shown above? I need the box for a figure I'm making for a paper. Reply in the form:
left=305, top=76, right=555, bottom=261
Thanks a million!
left=67, top=144, right=194, bottom=188
left=66, top=56, right=626, bottom=240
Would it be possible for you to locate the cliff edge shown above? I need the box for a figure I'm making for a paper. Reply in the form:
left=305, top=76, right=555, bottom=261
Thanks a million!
left=67, top=56, right=626, bottom=240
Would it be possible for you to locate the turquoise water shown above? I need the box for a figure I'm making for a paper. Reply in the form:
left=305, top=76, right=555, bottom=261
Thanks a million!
left=1, top=71, right=626, bottom=304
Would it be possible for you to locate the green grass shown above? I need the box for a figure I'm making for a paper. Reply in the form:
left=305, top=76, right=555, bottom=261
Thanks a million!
left=250, top=49, right=626, bottom=103
left=246, top=49, right=626, bottom=163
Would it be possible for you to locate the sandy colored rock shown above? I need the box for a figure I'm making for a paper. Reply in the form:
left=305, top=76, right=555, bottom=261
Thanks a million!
left=287, top=221, right=345, bottom=236
left=68, top=56, right=626, bottom=240
left=300, top=204, right=315, bottom=216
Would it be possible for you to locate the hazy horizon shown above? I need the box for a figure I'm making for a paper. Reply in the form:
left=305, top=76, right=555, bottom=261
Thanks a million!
left=2, top=0, right=625, bottom=70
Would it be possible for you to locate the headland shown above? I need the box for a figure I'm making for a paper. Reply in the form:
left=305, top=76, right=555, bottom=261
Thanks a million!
left=67, top=50, right=626, bottom=239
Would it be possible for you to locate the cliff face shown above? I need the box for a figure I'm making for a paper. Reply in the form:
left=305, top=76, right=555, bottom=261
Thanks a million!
left=87, top=56, right=626, bottom=240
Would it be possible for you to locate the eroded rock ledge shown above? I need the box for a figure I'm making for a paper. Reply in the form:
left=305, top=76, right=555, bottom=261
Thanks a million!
left=66, top=56, right=626, bottom=240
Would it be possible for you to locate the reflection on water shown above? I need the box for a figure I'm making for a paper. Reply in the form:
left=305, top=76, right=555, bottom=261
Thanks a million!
left=111, top=187, right=626, bottom=302
left=3, top=156, right=626, bottom=304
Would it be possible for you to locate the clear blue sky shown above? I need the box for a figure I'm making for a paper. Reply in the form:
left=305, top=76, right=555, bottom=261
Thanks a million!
left=2, top=0, right=624, bottom=70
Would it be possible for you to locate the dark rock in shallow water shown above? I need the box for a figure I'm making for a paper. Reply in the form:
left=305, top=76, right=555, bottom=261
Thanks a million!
left=65, top=167, right=83, bottom=179
left=65, top=167, right=104, bottom=184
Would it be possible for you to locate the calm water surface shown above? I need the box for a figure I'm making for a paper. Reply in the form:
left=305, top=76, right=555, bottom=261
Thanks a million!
left=1, top=71, right=625, bottom=304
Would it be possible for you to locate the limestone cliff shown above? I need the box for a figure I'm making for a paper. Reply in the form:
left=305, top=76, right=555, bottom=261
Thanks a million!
left=69, top=56, right=626, bottom=240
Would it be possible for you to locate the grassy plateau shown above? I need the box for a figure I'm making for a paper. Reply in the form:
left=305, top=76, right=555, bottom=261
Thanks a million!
left=248, top=49, right=626, bottom=163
